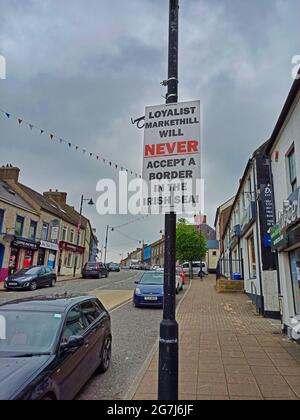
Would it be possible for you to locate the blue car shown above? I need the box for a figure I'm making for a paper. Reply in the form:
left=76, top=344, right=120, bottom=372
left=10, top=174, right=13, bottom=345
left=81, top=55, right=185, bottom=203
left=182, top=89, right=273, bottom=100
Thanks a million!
left=133, top=271, right=164, bottom=308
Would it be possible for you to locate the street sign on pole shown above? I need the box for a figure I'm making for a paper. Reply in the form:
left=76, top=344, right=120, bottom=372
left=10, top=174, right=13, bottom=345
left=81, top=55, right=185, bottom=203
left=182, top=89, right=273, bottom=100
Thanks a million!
left=142, top=100, right=201, bottom=215
left=158, top=0, right=179, bottom=402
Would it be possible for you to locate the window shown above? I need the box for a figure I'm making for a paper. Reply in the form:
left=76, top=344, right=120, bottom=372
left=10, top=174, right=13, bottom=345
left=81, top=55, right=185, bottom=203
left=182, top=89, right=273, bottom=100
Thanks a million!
left=41, top=222, right=49, bottom=241
left=290, top=249, right=300, bottom=315
left=247, top=234, right=256, bottom=278
left=61, top=306, right=87, bottom=343
left=213, top=251, right=217, bottom=256
left=0, top=209, right=4, bottom=233
left=62, top=226, right=67, bottom=241
left=67, top=253, right=73, bottom=268
left=288, top=148, right=297, bottom=192
left=81, top=300, right=103, bottom=325
left=15, top=215, right=24, bottom=237
left=70, top=229, right=75, bottom=244
left=28, top=220, right=37, bottom=240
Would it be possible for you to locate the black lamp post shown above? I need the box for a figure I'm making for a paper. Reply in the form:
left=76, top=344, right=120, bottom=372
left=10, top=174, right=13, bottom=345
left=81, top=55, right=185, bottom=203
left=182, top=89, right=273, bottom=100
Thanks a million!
left=73, top=195, right=94, bottom=278
left=158, top=0, right=179, bottom=401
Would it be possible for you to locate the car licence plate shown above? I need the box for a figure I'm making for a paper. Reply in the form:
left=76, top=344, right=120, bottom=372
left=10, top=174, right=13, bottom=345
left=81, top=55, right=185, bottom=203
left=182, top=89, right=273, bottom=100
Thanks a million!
left=8, top=282, right=18, bottom=286
left=144, top=296, right=158, bottom=301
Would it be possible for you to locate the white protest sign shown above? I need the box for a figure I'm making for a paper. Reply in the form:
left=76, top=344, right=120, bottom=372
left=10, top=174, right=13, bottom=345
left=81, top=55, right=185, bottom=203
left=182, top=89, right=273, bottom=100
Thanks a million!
left=142, top=100, right=201, bottom=214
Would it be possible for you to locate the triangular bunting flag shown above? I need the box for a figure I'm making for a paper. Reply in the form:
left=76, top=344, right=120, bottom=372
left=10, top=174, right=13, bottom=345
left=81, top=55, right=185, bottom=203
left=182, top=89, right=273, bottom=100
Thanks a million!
left=50, top=134, right=54, bottom=140
left=40, top=130, right=44, bottom=135
left=68, top=143, right=72, bottom=148
left=29, top=124, right=34, bottom=130
left=5, top=113, right=10, bottom=118
left=18, top=119, right=22, bottom=125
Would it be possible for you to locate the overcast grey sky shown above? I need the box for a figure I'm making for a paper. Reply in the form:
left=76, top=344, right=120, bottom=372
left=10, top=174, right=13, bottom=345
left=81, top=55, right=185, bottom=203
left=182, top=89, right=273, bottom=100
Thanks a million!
left=0, top=0, right=299, bottom=261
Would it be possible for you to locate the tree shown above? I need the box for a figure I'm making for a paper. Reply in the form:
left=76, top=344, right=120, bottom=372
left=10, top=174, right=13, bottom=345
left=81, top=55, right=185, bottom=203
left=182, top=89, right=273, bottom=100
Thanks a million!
left=176, top=218, right=207, bottom=278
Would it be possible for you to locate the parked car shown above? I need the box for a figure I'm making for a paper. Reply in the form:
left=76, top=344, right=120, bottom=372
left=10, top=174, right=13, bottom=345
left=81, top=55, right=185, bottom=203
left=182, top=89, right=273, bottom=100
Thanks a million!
left=176, top=265, right=186, bottom=285
left=182, top=261, right=208, bottom=277
left=0, top=294, right=112, bottom=400
left=151, top=265, right=161, bottom=271
left=4, top=266, right=56, bottom=291
left=108, top=263, right=120, bottom=272
left=82, top=262, right=108, bottom=279
left=133, top=271, right=183, bottom=308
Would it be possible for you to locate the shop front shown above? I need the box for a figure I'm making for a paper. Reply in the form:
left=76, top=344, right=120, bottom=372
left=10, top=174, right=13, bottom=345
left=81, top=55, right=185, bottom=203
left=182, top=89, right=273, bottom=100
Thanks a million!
left=0, top=241, right=7, bottom=281
left=9, top=237, right=40, bottom=275
left=37, top=240, right=59, bottom=269
left=58, top=241, right=85, bottom=276
left=271, top=187, right=300, bottom=339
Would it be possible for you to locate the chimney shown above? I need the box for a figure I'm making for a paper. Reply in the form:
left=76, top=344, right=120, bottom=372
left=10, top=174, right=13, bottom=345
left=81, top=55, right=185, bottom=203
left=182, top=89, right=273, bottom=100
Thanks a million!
left=43, top=189, right=67, bottom=205
left=0, top=165, right=20, bottom=182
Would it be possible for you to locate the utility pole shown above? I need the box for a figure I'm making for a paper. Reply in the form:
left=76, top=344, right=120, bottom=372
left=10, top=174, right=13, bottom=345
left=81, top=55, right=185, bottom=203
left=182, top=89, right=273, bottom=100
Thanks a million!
left=104, top=225, right=109, bottom=265
left=158, top=0, right=179, bottom=401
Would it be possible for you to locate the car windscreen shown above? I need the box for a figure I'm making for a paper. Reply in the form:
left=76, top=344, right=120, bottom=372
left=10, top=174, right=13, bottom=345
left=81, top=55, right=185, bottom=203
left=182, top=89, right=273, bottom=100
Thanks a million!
left=0, top=310, right=63, bottom=356
left=86, top=263, right=98, bottom=269
left=15, top=267, right=41, bottom=276
left=139, top=273, right=163, bottom=285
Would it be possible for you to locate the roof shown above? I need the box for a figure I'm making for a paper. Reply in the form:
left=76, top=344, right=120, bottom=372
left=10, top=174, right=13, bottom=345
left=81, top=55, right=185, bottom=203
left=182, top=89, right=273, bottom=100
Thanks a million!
left=207, top=240, right=219, bottom=250
left=221, top=139, right=272, bottom=239
left=214, top=196, right=235, bottom=228
left=266, top=70, right=300, bottom=155
left=0, top=181, right=36, bottom=214
left=0, top=294, right=94, bottom=313
left=18, top=183, right=87, bottom=228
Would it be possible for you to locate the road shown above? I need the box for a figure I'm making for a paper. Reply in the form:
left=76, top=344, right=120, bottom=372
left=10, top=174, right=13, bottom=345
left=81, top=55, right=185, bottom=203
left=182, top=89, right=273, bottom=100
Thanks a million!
left=0, top=269, right=188, bottom=400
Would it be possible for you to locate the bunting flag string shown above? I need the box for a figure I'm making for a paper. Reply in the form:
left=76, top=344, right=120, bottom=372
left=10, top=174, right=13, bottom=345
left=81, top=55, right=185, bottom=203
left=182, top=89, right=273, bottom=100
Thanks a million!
left=0, top=108, right=142, bottom=178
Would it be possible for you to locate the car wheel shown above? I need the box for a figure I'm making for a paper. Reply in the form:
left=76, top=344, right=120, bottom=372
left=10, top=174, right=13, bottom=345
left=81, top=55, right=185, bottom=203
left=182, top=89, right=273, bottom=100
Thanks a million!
left=176, top=286, right=179, bottom=295
left=105, top=273, right=108, bottom=278
left=30, top=281, right=38, bottom=291
left=98, top=335, right=112, bottom=373
left=49, top=278, right=56, bottom=288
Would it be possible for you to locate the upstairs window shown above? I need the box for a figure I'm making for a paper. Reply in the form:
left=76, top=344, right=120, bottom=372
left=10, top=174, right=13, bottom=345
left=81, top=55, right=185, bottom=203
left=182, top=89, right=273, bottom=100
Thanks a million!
left=41, top=222, right=49, bottom=241
left=15, top=215, right=24, bottom=237
left=29, top=221, right=37, bottom=240
left=288, top=147, right=297, bottom=192
left=62, top=226, right=67, bottom=241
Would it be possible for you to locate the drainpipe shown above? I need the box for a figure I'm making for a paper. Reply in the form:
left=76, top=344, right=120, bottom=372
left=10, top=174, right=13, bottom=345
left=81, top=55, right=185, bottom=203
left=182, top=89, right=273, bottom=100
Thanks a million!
left=253, top=159, right=265, bottom=316
left=266, top=156, right=283, bottom=324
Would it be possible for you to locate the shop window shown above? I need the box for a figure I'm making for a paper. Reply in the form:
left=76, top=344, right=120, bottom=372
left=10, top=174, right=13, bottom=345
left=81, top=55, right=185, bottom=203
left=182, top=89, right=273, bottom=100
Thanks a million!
left=29, top=220, right=37, bottom=240
left=15, top=215, right=24, bottom=237
left=247, top=234, right=256, bottom=279
left=41, top=222, right=49, bottom=241
left=288, top=147, right=297, bottom=192
left=290, top=249, right=300, bottom=315
left=0, top=209, right=4, bottom=233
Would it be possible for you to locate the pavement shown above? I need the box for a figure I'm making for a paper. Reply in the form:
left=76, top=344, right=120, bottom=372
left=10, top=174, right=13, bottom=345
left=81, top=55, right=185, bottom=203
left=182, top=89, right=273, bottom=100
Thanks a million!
left=133, top=275, right=300, bottom=401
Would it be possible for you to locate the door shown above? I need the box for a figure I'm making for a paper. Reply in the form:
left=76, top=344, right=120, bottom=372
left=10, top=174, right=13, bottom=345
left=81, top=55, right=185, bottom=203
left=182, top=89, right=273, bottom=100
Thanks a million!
left=80, top=300, right=107, bottom=372
left=37, top=248, right=46, bottom=266
left=37, top=267, right=48, bottom=286
left=53, top=305, right=90, bottom=400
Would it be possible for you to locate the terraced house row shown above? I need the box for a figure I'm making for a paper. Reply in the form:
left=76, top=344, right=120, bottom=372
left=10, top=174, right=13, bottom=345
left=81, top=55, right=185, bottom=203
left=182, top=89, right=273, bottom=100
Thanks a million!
left=0, top=165, right=98, bottom=281
left=216, top=70, right=300, bottom=342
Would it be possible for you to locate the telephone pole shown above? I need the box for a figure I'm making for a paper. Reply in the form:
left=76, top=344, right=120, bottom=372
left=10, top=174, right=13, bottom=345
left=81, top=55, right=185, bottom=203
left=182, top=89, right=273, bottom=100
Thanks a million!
left=158, top=0, right=179, bottom=401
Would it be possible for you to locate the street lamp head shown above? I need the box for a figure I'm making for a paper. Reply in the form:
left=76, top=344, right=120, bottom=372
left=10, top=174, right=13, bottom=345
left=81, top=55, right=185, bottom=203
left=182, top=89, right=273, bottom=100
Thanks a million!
left=88, top=199, right=94, bottom=206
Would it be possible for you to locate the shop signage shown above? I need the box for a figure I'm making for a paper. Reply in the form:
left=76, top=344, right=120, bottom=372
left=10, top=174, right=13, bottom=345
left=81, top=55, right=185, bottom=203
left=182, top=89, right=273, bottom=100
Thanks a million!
left=270, top=224, right=288, bottom=250
left=11, top=237, right=40, bottom=251
left=271, top=187, right=300, bottom=250
left=40, top=240, right=59, bottom=251
left=283, top=187, right=300, bottom=227
left=59, top=241, right=85, bottom=255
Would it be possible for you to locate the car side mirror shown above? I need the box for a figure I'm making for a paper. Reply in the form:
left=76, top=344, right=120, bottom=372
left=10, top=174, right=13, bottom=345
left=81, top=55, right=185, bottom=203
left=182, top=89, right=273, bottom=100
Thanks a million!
left=61, top=335, right=85, bottom=351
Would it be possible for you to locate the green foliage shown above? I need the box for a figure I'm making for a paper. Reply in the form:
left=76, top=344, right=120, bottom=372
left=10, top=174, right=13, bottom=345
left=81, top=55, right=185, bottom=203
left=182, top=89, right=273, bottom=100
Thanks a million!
left=176, top=218, right=207, bottom=263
